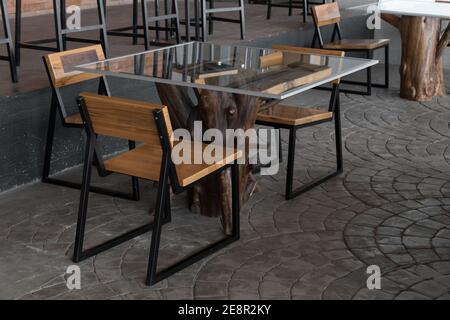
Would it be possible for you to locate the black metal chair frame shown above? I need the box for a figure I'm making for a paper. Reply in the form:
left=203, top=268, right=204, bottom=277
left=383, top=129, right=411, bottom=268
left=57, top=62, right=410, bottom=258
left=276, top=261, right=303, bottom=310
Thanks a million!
left=74, top=96, right=240, bottom=286
left=179, top=0, right=244, bottom=42
left=312, top=21, right=389, bottom=96
left=0, top=0, right=18, bottom=82
left=15, top=0, right=109, bottom=66
left=106, top=0, right=181, bottom=48
left=266, top=0, right=326, bottom=23
left=256, top=84, right=343, bottom=200
left=42, top=58, right=139, bottom=201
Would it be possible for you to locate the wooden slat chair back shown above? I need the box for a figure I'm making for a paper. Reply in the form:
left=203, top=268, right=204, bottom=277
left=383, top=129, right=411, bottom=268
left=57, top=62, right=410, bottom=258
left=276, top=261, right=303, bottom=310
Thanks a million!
left=44, top=45, right=106, bottom=88
left=310, top=2, right=390, bottom=95
left=74, top=93, right=242, bottom=286
left=312, top=2, right=341, bottom=27
left=256, top=45, right=344, bottom=200
left=41, top=45, right=130, bottom=197
left=78, top=92, right=169, bottom=146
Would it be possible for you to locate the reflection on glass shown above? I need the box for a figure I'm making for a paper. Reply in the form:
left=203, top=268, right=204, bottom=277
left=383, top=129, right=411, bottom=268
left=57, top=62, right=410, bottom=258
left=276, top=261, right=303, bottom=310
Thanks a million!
left=77, top=42, right=375, bottom=99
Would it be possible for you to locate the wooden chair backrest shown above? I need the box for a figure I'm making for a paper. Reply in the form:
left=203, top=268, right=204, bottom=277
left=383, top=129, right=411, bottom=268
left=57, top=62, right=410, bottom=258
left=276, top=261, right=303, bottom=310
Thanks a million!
left=78, top=92, right=173, bottom=147
left=312, top=2, right=341, bottom=27
left=44, top=45, right=105, bottom=88
left=271, top=44, right=345, bottom=84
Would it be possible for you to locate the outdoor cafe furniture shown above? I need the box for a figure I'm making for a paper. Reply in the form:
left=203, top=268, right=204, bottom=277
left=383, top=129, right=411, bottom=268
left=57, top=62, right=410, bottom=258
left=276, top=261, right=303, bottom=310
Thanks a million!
left=105, top=0, right=181, bottom=48
left=379, top=0, right=450, bottom=101
left=42, top=45, right=140, bottom=201
left=74, top=41, right=377, bottom=235
left=73, top=93, right=242, bottom=285
left=266, top=0, right=327, bottom=23
left=256, top=45, right=344, bottom=200
left=0, top=0, right=17, bottom=82
left=311, top=2, right=390, bottom=96
left=179, top=0, right=245, bottom=42
left=14, top=0, right=109, bottom=66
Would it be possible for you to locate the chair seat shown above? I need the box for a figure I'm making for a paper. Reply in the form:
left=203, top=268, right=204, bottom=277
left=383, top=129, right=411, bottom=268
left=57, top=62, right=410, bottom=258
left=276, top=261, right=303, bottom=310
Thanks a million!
left=64, top=113, right=83, bottom=125
left=104, top=142, right=242, bottom=187
left=323, top=39, right=390, bottom=50
left=257, top=105, right=333, bottom=126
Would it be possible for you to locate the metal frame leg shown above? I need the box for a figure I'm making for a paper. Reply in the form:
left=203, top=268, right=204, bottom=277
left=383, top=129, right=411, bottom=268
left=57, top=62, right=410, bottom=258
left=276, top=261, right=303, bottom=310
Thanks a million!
left=284, top=113, right=343, bottom=200
left=303, top=0, right=307, bottom=23
left=267, top=0, right=272, bottom=19
left=201, top=0, right=207, bottom=41
left=208, top=0, right=214, bottom=35
left=42, top=94, right=58, bottom=182
left=14, top=0, right=21, bottom=66
left=384, top=44, right=389, bottom=88
left=1, top=0, right=18, bottom=82
left=288, top=0, right=293, bottom=16
left=73, top=140, right=171, bottom=263
left=146, top=163, right=240, bottom=286
left=366, top=49, right=373, bottom=96
left=239, top=0, right=245, bottom=40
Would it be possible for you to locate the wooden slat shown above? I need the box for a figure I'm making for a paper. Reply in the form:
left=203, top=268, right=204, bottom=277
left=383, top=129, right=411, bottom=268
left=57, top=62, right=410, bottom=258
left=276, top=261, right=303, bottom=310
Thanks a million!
left=44, top=45, right=105, bottom=88
left=79, top=92, right=163, bottom=145
left=257, top=105, right=333, bottom=126
left=323, top=39, right=390, bottom=50
left=104, top=142, right=242, bottom=187
left=271, top=44, right=344, bottom=84
left=64, top=113, right=83, bottom=125
left=272, top=44, right=345, bottom=57
left=312, top=2, right=341, bottom=27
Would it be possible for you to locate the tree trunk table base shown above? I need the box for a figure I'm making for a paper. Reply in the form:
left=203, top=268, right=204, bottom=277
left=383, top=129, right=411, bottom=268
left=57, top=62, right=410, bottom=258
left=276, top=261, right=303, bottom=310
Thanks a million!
left=156, top=83, right=265, bottom=235
left=382, top=14, right=450, bottom=101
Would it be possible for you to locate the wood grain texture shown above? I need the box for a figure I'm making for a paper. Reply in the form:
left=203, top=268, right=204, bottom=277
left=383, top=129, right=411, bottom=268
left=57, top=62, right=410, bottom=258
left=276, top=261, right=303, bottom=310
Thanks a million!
left=156, top=83, right=263, bottom=235
left=312, top=2, right=341, bottom=27
left=79, top=92, right=163, bottom=145
left=323, top=39, right=390, bottom=50
left=381, top=15, right=446, bottom=101
left=257, top=105, right=333, bottom=126
left=44, top=45, right=105, bottom=88
left=104, top=143, right=241, bottom=187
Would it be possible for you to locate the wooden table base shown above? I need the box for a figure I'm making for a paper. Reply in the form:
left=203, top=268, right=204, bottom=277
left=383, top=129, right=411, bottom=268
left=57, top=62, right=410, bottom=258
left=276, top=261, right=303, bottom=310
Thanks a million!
left=383, top=14, right=450, bottom=101
left=156, top=83, right=264, bottom=234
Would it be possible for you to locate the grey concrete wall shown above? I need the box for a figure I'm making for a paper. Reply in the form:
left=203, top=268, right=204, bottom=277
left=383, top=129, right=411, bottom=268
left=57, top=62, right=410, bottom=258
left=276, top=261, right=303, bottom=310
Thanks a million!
left=0, top=78, right=161, bottom=192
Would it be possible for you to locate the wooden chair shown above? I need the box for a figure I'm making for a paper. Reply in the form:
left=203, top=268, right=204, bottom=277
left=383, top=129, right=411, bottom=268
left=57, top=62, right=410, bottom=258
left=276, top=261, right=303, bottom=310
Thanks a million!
left=256, top=45, right=343, bottom=200
left=74, top=93, right=242, bottom=285
left=15, top=0, right=109, bottom=66
left=267, top=0, right=326, bottom=23
left=0, top=0, right=17, bottom=82
left=311, top=2, right=389, bottom=95
left=43, top=45, right=139, bottom=201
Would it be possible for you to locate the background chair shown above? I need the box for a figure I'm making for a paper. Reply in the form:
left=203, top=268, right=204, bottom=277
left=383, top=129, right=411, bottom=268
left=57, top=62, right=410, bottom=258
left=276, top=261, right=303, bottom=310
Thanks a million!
left=256, top=45, right=344, bottom=200
left=142, top=0, right=181, bottom=49
left=74, top=93, right=241, bottom=285
left=266, top=0, right=327, bottom=23
left=0, top=0, right=17, bottom=82
left=15, top=0, right=109, bottom=66
left=201, top=0, right=245, bottom=41
left=311, top=2, right=389, bottom=95
left=105, top=0, right=180, bottom=48
left=43, top=45, right=139, bottom=201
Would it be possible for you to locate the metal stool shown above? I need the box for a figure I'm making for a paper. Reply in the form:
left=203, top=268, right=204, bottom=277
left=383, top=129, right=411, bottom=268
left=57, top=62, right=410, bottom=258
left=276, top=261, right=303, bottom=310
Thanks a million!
left=142, top=0, right=181, bottom=49
left=266, top=0, right=326, bottom=23
left=15, top=0, right=109, bottom=66
left=0, top=0, right=17, bottom=82
left=201, top=0, right=245, bottom=41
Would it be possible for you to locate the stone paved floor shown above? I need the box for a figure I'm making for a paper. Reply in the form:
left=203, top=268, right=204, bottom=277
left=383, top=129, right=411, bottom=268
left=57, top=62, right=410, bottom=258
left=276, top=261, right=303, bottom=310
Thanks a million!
left=1, top=68, right=450, bottom=300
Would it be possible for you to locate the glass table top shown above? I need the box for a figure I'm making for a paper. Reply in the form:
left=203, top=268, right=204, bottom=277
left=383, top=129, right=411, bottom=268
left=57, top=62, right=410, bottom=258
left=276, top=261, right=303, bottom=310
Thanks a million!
left=75, top=42, right=378, bottom=100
